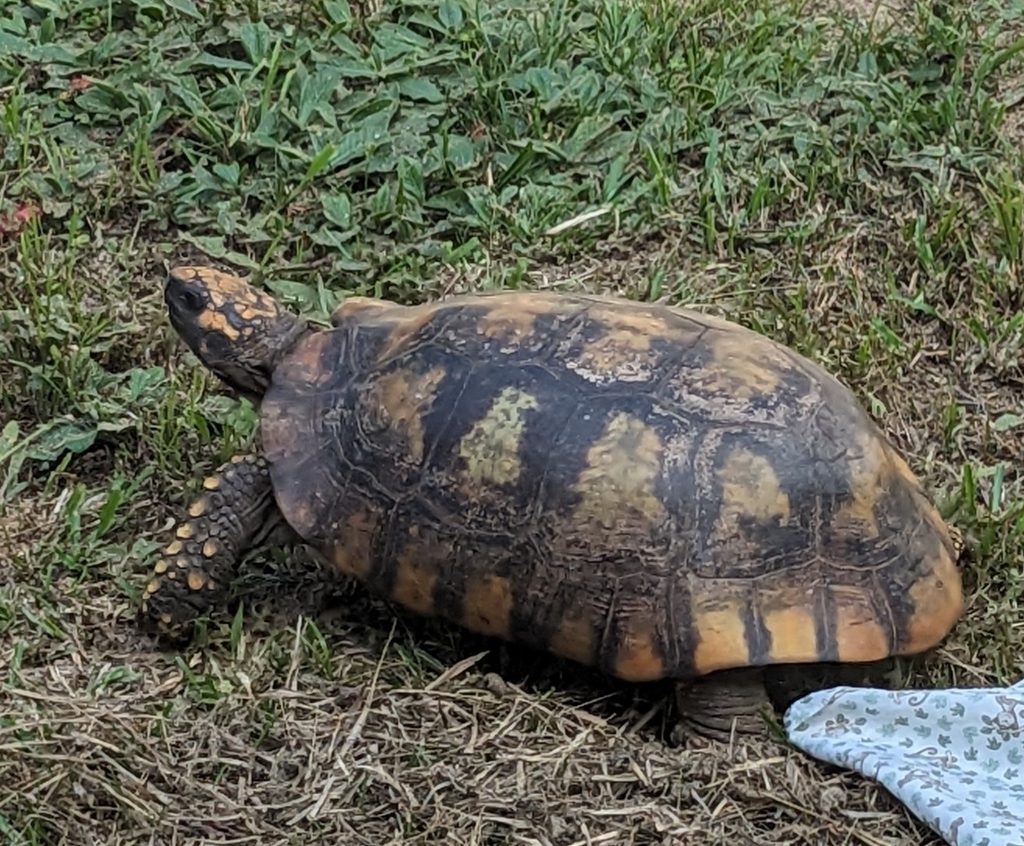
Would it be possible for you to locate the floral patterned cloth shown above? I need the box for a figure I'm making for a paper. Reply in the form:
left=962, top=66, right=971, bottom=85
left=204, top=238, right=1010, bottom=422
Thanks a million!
left=784, top=680, right=1024, bottom=846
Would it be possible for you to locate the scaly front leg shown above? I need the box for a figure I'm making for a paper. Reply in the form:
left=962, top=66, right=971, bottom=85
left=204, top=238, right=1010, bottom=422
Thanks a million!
left=141, top=453, right=285, bottom=638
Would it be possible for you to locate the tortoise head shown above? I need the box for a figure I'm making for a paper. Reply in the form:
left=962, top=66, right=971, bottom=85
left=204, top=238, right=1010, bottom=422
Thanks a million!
left=164, top=266, right=309, bottom=402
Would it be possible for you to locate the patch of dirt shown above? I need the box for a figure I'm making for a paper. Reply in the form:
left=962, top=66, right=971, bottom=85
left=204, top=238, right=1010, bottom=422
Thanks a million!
left=998, top=69, right=1024, bottom=148
left=804, top=0, right=917, bottom=29
left=0, top=497, right=54, bottom=582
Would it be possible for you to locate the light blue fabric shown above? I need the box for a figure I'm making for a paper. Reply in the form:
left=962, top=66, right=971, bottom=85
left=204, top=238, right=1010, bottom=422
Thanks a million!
left=784, top=680, right=1024, bottom=846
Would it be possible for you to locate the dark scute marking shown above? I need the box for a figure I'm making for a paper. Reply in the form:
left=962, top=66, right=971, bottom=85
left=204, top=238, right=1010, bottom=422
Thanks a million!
left=282, top=440, right=362, bottom=543
left=661, top=320, right=717, bottom=368
left=555, top=306, right=698, bottom=391
left=522, top=572, right=600, bottom=663
left=371, top=501, right=561, bottom=657
left=742, top=596, right=772, bottom=666
left=346, top=322, right=406, bottom=373
left=422, top=361, right=556, bottom=470
left=357, top=346, right=474, bottom=490
left=427, top=534, right=559, bottom=655
left=551, top=307, right=606, bottom=350
left=417, top=361, right=580, bottom=527
left=376, top=304, right=479, bottom=365
left=752, top=346, right=816, bottom=411
left=426, top=534, right=495, bottom=634
left=329, top=433, right=411, bottom=532
left=371, top=502, right=444, bottom=604
left=538, top=392, right=668, bottom=521
left=335, top=300, right=474, bottom=374
left=662, top=567, right=696, bottom=676
left=262, top=335, right=347, bottom=537
left=696, top=425, right=849, bottom=580
left=643, top=335, right=696, bottom=389
left=655, top=323, right=819, bottom=427
left=813, top=584, right=837, bottom=662
left=518, top=532, right=616, bottom=664
left=409, top=350, right=491, bottom=463
left=872, top=472, right=937, bottom=654
left=653, top=419, right=702, bottom=551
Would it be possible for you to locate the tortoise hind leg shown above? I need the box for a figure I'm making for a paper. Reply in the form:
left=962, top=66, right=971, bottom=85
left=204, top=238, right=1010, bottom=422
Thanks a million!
left=674, top=661, right=898, bottom=742
left=674, top=668, right=778, bottom=742
left=140, top=453, right=292, bottom=639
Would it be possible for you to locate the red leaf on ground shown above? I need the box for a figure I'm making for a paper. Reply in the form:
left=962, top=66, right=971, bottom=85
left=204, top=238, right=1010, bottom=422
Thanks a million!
left=0, top=203, right=40, bottom=237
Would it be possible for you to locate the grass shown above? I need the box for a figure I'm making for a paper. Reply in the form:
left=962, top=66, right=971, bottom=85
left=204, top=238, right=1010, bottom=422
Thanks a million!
left=2, top=0, right=1024, bottom=842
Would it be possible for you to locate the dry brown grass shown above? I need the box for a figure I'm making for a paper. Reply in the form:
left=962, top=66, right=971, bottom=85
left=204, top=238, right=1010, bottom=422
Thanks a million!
left=2, top=608, right=943, bottom=846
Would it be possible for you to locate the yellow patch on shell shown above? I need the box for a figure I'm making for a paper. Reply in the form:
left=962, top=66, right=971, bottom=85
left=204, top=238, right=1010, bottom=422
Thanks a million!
left=202, top=476, right=221, bottom=490
left=461, top=574, right=514, bottom=638
left=331, top=295, right=398, bottom=324
left=570, top=412, right=667, bottom=532
left=831, top=429, right=892, bottom=539
left=187, top=571, right=206, bottom=591
left=202, top=539, right=219, bottom=558
left=761, top=601, right=820, bottom=664
left=391, top=543, right=439, bottom=615
left=188, top=499, right=206, bottom=518
left=830, top=585, right=893, bottom=663
left=568, top=326, right=657, bottom=384
left=473, top=296, right=563, bottom=342
left=330, top=508, right=379, bottom=581
left=548, top=612, right=596, bottom=667
left=367, top=366, right=447, bottom=463
left=582, top=304, right=672, bottom=340
left=153, top=559, right=169, bottom=575
left=175, top=523, right=194, bottom=539
left=145, top=579, right=160, bottom=595
left=904, top=553, right=964, bottom=655
left=164, top=540, right=183, bottom=556
left=690, top=597, right=751, bottom=675
left=458, top=386, right=539, bottom=488
left=373, top=306, right=441, bottom=361
left=702, top=329, right=789, bottom=399
left=716, top=448, right=791, bottom=529
left=612, top=619, right=667, bottom=682
left=831, top=488, right=881, bottom=539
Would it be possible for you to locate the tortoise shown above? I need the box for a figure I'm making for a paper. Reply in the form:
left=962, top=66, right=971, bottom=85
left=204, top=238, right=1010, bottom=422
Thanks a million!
left=142, top=265, right=965, bottom=738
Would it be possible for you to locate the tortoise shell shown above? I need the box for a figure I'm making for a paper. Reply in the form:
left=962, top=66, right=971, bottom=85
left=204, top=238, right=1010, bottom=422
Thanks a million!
left=258, top=290, right=963, bottom=682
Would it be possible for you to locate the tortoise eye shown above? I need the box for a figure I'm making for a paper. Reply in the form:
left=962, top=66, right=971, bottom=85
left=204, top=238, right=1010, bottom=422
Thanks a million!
left=177, top=287, right=207, bottom=314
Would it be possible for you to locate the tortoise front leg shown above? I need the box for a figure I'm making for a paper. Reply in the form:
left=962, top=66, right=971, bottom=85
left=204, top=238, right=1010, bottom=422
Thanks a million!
left=140, top=453, right=289, bottom=638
